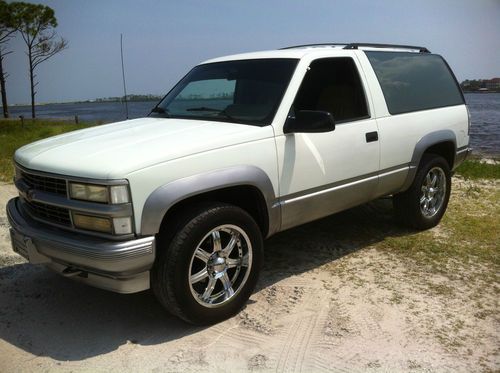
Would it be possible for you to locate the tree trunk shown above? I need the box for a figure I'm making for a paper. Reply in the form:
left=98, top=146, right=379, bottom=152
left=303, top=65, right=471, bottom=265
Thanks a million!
left=0, top=50, right=9, bottom=118
left=28, top=49, right=35, bottom=119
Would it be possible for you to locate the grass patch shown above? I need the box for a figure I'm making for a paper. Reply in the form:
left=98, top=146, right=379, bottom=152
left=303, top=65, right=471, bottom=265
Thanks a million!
left=380, top=159, right=499, bottom=280
left=379, top=176, right=499, bottom=288
left=455, top=159, right=500, bottom=179
left=0, top=119, right=98, bottom=182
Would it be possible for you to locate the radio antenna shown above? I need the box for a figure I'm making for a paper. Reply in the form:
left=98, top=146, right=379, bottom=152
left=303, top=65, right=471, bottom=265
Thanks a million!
left=120, top=33, right=129, bottom=119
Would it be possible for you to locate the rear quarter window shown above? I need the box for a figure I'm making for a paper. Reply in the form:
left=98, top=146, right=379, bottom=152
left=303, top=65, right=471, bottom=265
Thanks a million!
left=366, top=51, right=464, bottom=115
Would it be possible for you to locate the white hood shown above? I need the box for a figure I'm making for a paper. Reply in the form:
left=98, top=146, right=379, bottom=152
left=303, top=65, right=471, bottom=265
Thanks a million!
left=15, top=117, right=274, bottom=179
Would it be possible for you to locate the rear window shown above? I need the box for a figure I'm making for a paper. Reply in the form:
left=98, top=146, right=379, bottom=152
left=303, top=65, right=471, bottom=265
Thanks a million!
left=366, top=51, right=464, bottom=115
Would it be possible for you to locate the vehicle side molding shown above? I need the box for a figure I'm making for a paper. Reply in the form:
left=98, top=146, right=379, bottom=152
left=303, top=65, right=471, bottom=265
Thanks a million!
left=140, top=165, right=279, bottom=237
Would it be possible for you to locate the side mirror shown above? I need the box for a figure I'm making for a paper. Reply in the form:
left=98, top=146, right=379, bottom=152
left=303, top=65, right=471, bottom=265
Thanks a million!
left=283, top=110, right=335, bottom=134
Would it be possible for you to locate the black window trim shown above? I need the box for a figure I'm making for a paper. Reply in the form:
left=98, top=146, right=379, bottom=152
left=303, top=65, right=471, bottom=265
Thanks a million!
left=364, top=51, right=465, bottom=116
left=291, top=56, right=372, bottom=125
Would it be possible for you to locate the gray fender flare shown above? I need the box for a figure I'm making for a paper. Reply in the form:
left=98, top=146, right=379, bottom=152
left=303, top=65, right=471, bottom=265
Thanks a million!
left=400, top=130, right=457, bottom=191
left=140, top=165, right=279, bottom=237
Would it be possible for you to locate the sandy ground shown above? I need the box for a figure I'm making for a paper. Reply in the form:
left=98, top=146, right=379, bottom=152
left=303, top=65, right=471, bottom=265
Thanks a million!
left=0, top=180, right=498, bottom=372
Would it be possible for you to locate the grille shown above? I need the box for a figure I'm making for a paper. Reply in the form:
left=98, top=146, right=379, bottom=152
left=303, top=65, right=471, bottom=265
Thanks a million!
left=21, top=171, right=67, bottom=196
left=23, top=199, right=72, bottom=226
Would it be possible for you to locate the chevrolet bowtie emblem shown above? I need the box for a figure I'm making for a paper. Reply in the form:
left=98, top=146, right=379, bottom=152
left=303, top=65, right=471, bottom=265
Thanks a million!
left=26, top=189, right=35, bottom=202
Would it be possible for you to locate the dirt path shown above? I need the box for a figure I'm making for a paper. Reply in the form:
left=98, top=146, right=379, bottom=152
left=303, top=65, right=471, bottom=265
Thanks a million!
left=0, top=180, right=498, bottom=372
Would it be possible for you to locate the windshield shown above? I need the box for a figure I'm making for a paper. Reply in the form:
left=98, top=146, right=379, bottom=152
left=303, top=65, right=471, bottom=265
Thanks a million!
left=150, top=58, right=298, bottom=126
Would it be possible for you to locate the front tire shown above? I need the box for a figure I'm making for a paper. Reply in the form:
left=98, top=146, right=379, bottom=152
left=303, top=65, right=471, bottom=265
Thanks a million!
left=152, top=203, right=263, bottom=325
left=394, top=154, right=451, bottom=230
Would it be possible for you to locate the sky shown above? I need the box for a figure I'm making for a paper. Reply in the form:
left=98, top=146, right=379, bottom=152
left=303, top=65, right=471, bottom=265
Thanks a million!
left=3, top=0, right=500, bottom=105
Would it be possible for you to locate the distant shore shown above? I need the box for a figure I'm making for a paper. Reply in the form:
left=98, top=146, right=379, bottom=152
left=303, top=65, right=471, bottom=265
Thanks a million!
left=7, top=91, right=499, bottom=107
left=8, top=94, right=162, bottom=107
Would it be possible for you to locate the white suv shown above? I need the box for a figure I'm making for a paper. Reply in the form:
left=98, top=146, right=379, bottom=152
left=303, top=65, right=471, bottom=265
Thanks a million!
left=7, top=43, right=471, bottom=324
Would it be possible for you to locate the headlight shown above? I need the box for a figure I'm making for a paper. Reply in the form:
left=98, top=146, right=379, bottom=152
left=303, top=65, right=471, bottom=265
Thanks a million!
left=113, top=217, right=133, bottom=234
left=69, top=181, right=133, bottom=235
left=69, top=183, right=130, bottom=204
left=110, top=185, right=130, bottom=204
left=73, top=213, right=112, bottom=233
left=70, top=183, right=108, bottom=203
left=72, top=213, right=133, bottom=235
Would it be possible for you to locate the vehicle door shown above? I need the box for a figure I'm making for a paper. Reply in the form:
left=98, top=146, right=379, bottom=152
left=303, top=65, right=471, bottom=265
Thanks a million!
left=275, top=55, right=380, bottom=230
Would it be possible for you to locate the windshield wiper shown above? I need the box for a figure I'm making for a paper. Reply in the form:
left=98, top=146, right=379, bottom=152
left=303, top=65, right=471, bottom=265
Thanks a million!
left=150, top=106, right=170, bottom=117
left=186, top=106, right=238, bottom=122
left=186, top=106, right=220, bottom=112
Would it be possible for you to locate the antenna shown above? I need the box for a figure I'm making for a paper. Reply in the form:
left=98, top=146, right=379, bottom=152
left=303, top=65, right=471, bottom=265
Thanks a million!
left=120, top=33, right=129, bottom=119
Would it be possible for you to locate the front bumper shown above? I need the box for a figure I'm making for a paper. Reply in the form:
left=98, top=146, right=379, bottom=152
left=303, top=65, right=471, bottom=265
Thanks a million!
left=6, top=197, right=155, bottom=293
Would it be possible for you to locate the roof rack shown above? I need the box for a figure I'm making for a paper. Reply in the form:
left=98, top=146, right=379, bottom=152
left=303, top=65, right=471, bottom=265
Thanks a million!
left=343, top=43, right=430, bottom=53
left=280, top=43, right=430, bottom=53
left=279, top=43, right=348, bottom=50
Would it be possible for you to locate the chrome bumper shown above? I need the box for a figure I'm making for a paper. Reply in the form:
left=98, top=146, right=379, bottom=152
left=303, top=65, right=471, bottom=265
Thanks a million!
left=6, top=197, right=155, bottom=293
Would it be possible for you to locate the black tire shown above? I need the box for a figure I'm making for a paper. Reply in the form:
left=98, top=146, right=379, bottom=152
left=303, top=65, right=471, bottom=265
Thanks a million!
left=152, top=203, right=263, bottom=325
left=393, top=154, right=451, bottom=230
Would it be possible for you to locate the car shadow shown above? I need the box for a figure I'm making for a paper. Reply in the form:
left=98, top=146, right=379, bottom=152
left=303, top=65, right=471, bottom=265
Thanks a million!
left=258, top=197, right=414, bottom=290
left=0, top=198, right=414, bottom=361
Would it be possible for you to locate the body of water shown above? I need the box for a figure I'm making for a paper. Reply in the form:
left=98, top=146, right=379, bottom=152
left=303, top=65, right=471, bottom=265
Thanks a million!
left=7, top=93, right=500, bottom=156
left=9, top=101, right=155, bottom=124
left=464, top=93, right=499, bottom=156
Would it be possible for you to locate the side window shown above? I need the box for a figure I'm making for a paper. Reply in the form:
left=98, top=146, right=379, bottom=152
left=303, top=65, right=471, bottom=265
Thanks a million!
left=293, top=58, right=369, bottom=123
left=365, top=51, right=464, bottom=115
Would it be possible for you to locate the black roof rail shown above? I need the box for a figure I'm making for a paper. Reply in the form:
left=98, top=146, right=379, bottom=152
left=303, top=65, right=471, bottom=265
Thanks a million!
left=343, top=43, right=430, bottom=53
left=279, top=43, right=348, bottom=50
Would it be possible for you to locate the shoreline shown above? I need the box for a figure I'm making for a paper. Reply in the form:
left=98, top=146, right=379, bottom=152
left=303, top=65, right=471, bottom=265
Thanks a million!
left=7, top=99, right=158, bottom=108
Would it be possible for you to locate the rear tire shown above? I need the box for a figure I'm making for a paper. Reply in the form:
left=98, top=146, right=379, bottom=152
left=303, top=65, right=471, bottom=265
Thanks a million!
left=152, top=203, right=263, bottom=325
left=394, top=154, right=451, bottom=230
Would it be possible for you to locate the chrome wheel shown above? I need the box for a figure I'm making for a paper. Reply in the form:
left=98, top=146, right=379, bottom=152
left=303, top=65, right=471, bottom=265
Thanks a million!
left=188, top=225, right=252, bottom=308
left=420, top=167, right=446, bottom=218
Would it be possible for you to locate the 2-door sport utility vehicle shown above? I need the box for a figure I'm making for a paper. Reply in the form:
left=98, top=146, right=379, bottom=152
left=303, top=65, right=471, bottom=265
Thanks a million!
left=7, top=43, right=471, bottom=324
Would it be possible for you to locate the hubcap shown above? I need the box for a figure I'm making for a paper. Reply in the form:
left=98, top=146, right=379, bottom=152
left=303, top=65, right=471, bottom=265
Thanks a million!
left=188, top=225, right=252, bottom=308
left=208, top=255, right=227, bottom=275
left=420, top=167, right=446, bottom=218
